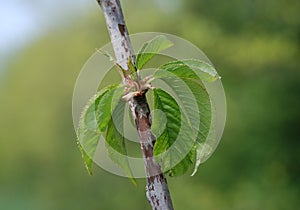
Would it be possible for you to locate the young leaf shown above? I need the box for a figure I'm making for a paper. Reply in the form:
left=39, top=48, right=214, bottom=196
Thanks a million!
left=136, top=35, right=173, bottom=70
left=182, top=79, right=212, bottom=175
left=106, top=100, right=137, bottom=185
left=96, top=86, right=125, bottom=132
left=153, top=88, right=194, bottom=176
left=78, top=144, right=94, bottom=174
left=153, top=73, right=212, bottom=143
left=153, top=88, right=181, bottom=154
left=127, top=57, right=137, bottom=79
left=153, top=64, right=214, bottom=175
left=77, top=84, right=125, bottom=175
left=77, top=86, right=112, bottom=175
left=192, top=141, right=214, bottom=176
left=154, top=59, right=220, bottom=82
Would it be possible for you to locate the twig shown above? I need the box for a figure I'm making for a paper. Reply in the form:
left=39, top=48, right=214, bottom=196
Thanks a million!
left=96, top=0, right=174, bottom=209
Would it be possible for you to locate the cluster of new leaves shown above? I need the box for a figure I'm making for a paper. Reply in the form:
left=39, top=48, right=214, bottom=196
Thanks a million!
left=77, top=35, right=220, bottom=180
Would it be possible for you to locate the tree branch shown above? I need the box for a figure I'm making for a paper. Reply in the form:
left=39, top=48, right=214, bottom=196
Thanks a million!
left=97, top=0, right=135, bottom=71
left=96, top=0, right=174, bottom=209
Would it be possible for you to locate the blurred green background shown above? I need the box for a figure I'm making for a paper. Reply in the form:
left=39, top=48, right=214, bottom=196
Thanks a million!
left=0, top=0, right=299, bottom=209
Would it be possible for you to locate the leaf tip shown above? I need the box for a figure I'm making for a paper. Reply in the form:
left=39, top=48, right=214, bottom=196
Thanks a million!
left=96, top=49, right=114, bottom=62
left=87, top=168, right=93, bottom=176
left=190, top=169, right=197, bottom=177
left=130, top=178, right=138, bottom=186
left=211, top=75, right=221, bottom=82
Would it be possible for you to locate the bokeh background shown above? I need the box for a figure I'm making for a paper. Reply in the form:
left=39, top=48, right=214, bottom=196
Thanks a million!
left=0, top=0, right=299, bottom=209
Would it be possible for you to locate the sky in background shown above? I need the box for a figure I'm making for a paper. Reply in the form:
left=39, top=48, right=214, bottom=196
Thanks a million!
left=0, top=0, right=182, bottom=68
left=0, top=0, right=181, bottom=77
left=0, top=0, right=94, bottom=74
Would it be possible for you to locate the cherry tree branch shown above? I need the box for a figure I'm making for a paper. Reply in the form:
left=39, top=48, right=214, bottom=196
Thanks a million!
left=96, top=0, right=174, bottom=209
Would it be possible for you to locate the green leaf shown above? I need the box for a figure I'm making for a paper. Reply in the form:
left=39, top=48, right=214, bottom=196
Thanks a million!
left=106, top=100, right=137, bottom=185
left=77, top=86, right=112, bottom=175
left=153, top=88, right=181, bottom=154
left=182, top=79, right=212, bottom=176
left=136, top=35, right=173, bottom=70
left=78, top=143, right=94, bottom=174
left=77, top=84, right=125, bottom=175
left=153, top=62, right=215, bottom=175
left=77, top=84, right=136, bottom=183
left=192, top=140, right=215, bottom=176
left=154, top=59, right=220, bottom=82
left=127, top=57, right=137, bottom=79
left=153, top=88, right=194, bottom=176
left=96, top=85, right=125, bottom=132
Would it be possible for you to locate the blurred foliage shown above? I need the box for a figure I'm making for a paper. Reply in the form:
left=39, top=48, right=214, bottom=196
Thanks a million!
left=0, top=0, right=299, bottom=209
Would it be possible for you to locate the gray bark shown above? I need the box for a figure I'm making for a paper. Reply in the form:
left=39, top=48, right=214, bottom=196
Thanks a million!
left=96, top=0, right=174, bottom=209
